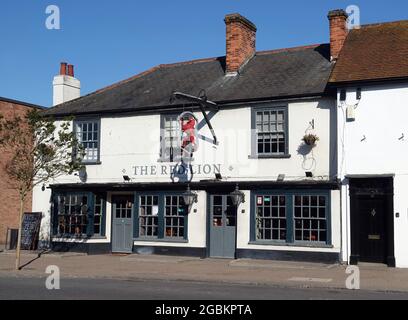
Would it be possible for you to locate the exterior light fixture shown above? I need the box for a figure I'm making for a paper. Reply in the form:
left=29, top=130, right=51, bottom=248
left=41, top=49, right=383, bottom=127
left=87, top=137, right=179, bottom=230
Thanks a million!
left=277, top=174, right=285, bottom=182
left=182, top=184, right=198, bottom=207
left=78, top=167, right=87, bottom=183
left=229, top=184, right=245, bottom=207
left=123, top=175, right=131, bottom=182
left=340, top=89, right=346, bottom=101
left=305, top=171, right=313, bottom=178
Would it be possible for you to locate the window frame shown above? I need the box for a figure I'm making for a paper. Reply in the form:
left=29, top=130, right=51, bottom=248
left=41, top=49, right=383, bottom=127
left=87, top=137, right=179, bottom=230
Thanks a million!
left=250, top=190, right=331, bottom=247
left=137, top=194, right=160, bottom=239
left=134, top=192, right=189, bottom=242
left=254, top=194, right=288, bottom=243
left=250, top=105, right=290, bottom=159
left=293, top=194, right=329, bottom=244
left=73, top=118, right=101, bottom=165
left=159, top=114, right=181, bottom=163
left=52, top=191, right=106, bottom=239
left=92, top=192, right=107, bottom=238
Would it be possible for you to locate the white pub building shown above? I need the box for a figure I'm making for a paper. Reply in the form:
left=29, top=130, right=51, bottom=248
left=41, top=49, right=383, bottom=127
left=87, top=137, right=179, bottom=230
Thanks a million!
left=35, top=10, right=408, bottom=267
left=34, top=12, right=342, bottom=262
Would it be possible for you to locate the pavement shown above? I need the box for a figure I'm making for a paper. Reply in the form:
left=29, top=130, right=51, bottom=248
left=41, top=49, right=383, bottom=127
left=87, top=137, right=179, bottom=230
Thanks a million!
left=1, top=250, right=408, bottom=293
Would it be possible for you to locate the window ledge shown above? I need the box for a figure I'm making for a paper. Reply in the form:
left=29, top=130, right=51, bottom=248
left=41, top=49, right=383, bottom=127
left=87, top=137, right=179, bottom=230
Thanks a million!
left=134, top=238, right=188, bottom=243
left=52, top=235, right=107, bottom=241
left=53, top=235, right=88, bottom=240
left=248, top=154, right=291, bottom=159
left=248, top=241, right=333, bottom=249
left=157, top=158, right=194, bottom=163
left=82, top=161, right=102, bottom=166
left=90, top=236, right=107, bottom=240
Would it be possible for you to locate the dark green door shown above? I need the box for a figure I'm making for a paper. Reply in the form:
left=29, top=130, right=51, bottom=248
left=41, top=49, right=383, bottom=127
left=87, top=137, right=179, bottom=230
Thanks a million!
left=209, top=195, right=237, bottom=258
left=112, top=195, right=134, bottom=253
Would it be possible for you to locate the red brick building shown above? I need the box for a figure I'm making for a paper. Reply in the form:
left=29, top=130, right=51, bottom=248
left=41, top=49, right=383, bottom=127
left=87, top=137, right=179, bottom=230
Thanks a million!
left=0, top=97, right=43, bottom=245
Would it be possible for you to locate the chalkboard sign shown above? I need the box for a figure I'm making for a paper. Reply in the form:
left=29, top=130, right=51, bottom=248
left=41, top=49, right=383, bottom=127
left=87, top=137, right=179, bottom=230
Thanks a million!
left=21, top=212, right=42, bottom=250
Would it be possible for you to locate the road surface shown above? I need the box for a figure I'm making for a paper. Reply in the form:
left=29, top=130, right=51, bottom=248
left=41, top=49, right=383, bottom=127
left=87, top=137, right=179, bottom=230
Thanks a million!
left=0, top=276, right=407, bottom=300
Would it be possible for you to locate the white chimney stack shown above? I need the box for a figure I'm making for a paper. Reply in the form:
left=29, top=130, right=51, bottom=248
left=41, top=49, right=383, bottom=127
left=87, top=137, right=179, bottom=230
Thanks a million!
left=53, top=62, right=80, bottom=106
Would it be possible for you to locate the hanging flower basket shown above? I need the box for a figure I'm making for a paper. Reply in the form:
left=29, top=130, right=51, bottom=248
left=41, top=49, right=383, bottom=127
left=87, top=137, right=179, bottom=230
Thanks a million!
left=302, top=133, right=319, bottom=146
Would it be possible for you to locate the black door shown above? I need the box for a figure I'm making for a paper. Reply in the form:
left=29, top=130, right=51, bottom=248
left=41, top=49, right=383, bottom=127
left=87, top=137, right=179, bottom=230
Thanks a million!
left=357, top=197, right=386, bottom=263
left=350, top=178, right=395, bottom=266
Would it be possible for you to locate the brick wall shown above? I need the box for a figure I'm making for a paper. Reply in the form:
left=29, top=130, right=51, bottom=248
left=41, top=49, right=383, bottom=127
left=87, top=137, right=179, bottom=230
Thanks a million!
left=0, top=100, right=34, bottom=245
left=328, top=10, right=348, bottom=61
left=225, top=14, right=257, bottom=74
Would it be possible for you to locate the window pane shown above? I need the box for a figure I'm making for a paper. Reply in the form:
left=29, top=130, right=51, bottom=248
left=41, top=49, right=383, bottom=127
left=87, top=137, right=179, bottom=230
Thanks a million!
left=93, top=194, right=104, bottom=236
left=294, top=195, right=328, bottom=243
left=164, top=195, right=186, bottom=239
left=57, top=193, right=90, bottom=237
left=255, top=108, right=286, bottom=155
left=76, top=121, right=99, bottom=162
left=255, top=195, right=286, bottom=241
left=161, top=115, right=180, bottom=162
left=139, top=195, right=159, bottom=238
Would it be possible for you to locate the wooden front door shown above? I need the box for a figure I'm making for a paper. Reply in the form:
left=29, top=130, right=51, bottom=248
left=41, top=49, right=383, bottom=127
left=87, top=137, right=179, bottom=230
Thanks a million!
left=111, top=195, right=134, bottom=253
left=209, top=195, right=237, bottom=258
left=350, top=178, right=395, bottom=266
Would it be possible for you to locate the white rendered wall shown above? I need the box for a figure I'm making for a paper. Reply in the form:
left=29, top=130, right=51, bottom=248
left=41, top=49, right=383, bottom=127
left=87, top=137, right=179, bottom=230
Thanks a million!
left=337, top=83, right=408, bottom=267
left=51, top=97, right=336, bottom=185
left=53, top=75, right=80, bottom=106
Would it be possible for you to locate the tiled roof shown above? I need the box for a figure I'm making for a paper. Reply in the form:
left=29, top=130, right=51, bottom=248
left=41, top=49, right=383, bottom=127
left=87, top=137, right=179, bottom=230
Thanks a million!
left=43, top=44, right=332, bottom=116
left=330, top=20, right=408, bottom=83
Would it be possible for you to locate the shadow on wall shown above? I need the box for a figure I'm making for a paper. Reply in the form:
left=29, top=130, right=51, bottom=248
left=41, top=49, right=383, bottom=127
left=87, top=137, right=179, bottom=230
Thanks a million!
left=297, top=143, right=317, bottom=172
left=316, top=99, right=338, bottom=178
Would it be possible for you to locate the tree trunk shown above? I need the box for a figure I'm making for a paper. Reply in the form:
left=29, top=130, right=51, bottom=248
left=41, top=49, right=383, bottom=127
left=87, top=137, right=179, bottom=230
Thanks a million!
left=15, top=196, right=25, bottom=270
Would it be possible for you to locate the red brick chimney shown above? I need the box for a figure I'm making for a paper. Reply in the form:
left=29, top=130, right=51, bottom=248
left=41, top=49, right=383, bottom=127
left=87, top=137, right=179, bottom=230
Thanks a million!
left=328, top=9, right=349, bottom=61
left=59, top=62, right=67, bottom=75
left=67, top=64, right=74, bottom=77
left=224, top=13, right=257, bottom=74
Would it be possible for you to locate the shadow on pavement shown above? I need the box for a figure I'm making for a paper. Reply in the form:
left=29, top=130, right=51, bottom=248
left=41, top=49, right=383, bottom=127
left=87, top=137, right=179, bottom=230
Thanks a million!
left=19, top=249, right=51, bottom=270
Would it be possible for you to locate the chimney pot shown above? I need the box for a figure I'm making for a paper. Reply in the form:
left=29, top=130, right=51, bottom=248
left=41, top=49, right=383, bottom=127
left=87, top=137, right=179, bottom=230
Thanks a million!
left=224, top=13, right=257, bottom=74
left=328, top=9, right=349, bottom=61
left=67, top=64, right=74, bottom=77
left=59, top=62, right=67, bottom=75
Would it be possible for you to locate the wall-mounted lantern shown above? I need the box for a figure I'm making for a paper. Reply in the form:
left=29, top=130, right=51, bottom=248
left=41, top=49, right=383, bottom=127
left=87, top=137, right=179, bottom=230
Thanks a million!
left=182, top=184, right=198, bottom=207
left=229, top=184, right=245, bottom=207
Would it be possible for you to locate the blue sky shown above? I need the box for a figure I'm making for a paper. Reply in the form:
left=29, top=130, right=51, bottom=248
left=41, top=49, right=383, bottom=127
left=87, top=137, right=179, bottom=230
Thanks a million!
left=1, top=0, right=407, bottom=107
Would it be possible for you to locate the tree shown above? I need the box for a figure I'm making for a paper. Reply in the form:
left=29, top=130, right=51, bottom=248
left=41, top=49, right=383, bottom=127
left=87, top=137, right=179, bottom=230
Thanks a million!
left=0, top=109, right=83, bottom=270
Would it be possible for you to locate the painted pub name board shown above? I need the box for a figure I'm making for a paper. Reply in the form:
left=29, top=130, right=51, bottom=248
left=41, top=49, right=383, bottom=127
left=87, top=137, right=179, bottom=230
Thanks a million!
left=131, top=163, right=222, bottom=176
